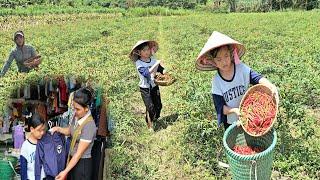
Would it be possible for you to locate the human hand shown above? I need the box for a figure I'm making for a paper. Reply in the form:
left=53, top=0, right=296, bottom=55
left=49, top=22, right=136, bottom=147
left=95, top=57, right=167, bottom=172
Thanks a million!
left=273, top=86, right=280, bottom=105
left=267, top=84, right=279, bottom=105
left=236, top=121, right=242, bottom=127
left=159, top=60, right=165, bottom=67
left=232, top=108, right=241, bottom=116
left=33, top=57, right=41, bottom=66
left=49, top=126, right=60, bottom=135
left=24, top=62, right=37, bottom=68
left=55, top=170, right=67, bottom=180
left=149, top=42, right=158, bottom=55
left=233, top=108, right=242, bottom=127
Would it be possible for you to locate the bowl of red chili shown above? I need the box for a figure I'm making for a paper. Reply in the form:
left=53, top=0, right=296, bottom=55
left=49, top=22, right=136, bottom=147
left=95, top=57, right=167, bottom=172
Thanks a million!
left=239, top=84, right=278, bottom=137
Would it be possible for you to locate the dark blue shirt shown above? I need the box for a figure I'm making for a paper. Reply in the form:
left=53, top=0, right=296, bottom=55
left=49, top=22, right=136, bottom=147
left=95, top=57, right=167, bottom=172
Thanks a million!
left=35, top=132, right=67, bottom=180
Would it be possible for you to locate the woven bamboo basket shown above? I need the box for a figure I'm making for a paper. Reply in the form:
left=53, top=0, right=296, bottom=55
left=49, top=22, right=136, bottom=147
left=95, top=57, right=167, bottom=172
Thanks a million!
left=239, top=84, right=278, bottom=137
left=154, top=73, right=176, bottom=86
left=223, top=123, right=277, bottom=180
left=23, top=55, right=42, bottom=68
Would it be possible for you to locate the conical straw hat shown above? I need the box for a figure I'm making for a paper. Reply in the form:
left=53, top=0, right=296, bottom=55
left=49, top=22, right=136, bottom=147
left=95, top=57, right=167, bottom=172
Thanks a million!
left=195, top=31, right=245, bottom=71
left=129, top=40, right=159, bottom=62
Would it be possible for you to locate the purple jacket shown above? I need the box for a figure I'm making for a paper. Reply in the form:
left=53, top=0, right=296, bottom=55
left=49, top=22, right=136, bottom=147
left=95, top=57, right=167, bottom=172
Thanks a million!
left=35, top=132, right=67, bottom=180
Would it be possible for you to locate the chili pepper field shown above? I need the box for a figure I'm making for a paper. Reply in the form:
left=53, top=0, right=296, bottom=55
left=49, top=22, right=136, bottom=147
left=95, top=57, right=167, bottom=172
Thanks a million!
left=0, top=10, right=320, bottom=179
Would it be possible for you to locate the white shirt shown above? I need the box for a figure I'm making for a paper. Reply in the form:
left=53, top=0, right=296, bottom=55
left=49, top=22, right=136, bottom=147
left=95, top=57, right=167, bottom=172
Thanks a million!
left=212, top=63, right=251, bottom=124
left=20, top=139, right=46, bottom=180
left=135, top=56, right=158, bottom=88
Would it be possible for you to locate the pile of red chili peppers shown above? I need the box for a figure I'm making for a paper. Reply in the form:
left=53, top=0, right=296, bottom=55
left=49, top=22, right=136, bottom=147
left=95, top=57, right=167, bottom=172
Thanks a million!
left=232, top=145, right=263, bottom=155
left=241, top=91, right=276, bottom=136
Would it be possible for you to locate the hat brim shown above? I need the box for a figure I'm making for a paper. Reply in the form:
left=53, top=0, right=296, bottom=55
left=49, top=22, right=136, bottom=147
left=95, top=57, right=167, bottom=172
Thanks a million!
left=14, top=32, right=24, bottom=39
left=196, top=44, right=245, bottom=71
left=195, top=57, right=218, bottom=71
left=129, top=40, right=159, bottom=62
left=195, top=31, right=246, bottom=71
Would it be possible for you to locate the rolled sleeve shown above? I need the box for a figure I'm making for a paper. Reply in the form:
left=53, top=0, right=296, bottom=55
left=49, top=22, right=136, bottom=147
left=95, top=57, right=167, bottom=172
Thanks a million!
left=79, top=139, right=91, bottom=143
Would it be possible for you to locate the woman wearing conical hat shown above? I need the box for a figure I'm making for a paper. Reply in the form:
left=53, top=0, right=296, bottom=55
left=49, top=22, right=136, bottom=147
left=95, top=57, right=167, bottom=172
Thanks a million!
left=196, top=31, right=279, bottom=130
left=129, top=40, right=166, bottom=131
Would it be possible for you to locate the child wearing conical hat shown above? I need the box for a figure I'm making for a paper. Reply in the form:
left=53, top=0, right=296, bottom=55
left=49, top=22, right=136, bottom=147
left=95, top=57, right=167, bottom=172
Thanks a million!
left=196, top=31, right=279, bottom=130
left=129, top=40, right=166, bottom=131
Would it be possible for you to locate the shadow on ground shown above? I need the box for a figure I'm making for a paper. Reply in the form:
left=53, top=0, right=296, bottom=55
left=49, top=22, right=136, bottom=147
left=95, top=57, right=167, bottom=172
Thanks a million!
left=153, top=113, right=179, bottom=132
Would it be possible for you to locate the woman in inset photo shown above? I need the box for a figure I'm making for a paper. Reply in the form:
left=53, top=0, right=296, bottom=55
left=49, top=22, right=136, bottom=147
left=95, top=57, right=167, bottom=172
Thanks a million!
left=0, top=30, right=41, bottom=77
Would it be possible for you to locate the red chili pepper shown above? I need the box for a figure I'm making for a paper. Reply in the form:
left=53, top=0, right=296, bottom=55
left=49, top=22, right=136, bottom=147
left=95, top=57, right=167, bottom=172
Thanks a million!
left=241, top=91, right=276, bottom=135
left=232, top=145, right=263, bottom=155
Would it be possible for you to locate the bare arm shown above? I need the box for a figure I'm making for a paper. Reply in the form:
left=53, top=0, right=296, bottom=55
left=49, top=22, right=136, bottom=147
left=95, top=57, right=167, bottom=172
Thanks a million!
left=55, top=141, right=90, bottom=180
left=65, top=140, right=89, bottom=172
left=259, top=77, right=274, bottom=88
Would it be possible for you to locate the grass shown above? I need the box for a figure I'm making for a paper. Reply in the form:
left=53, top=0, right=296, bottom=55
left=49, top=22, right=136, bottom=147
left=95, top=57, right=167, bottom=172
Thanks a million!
left=0, top=5, right=192, bottom=16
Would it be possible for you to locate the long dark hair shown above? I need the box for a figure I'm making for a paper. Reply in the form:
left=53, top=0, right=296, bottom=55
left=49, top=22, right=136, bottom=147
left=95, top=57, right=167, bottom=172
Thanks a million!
left=73, top=87, right=93, bottom=108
